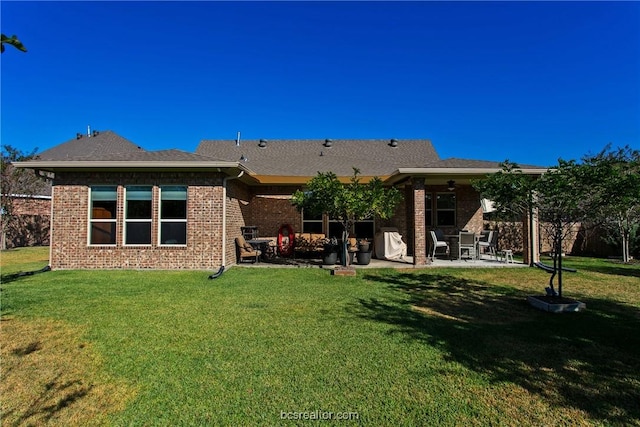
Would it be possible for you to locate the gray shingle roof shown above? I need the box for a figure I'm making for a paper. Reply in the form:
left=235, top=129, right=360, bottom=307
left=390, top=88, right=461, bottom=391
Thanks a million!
left=63, top=149, right=219, bottom=163
left=196, top=139, right=440, bottom=176
left=37, top=130, right=144, bottom=161
left=429, top=157, right=545, bottom=170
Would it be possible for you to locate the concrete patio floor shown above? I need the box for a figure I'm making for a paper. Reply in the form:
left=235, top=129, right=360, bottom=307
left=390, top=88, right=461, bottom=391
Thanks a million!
left=236, top=254, right=528, bottom=269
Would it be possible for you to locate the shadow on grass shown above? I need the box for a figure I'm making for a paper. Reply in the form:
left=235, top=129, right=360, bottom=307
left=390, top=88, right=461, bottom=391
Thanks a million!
left=573, top=262, right=640, bottom=279
left=1, top=265, right=51, bottom=284
left=10, top=373, right=93, bottom=425
left=356, top=271, right=640, bottom=425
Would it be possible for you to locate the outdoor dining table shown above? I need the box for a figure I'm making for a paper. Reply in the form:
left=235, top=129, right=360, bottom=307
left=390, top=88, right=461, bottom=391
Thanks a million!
left=246, top=238, right=275, bottom=260
left=444, top=233, right=481, bottom=260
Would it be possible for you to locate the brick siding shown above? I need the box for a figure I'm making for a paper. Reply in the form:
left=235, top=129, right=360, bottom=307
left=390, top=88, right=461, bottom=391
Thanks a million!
left=50, top=172, right=226, bottom=270
left=47, top=173, right=514, bottom=270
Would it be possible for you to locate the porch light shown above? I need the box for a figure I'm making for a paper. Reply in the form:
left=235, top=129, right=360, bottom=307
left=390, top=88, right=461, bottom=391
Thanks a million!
left=447, top=180, right=456, bottom=191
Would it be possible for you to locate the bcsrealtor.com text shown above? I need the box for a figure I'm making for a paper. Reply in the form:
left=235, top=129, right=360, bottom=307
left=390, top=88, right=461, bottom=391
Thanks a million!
left=280, top=410, right=359, bottom=421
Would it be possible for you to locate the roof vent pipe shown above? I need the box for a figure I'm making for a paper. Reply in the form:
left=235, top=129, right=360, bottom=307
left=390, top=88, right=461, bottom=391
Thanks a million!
left=323, top=138, right=333, bottom=147
left=389, top=138, right=398, bottom=147
left=236, top=131, right=241, bottom=146
left=258, top=139, right=267, bottom=148
left=87, top=125, right=91, bottom=137
left=93, top=130, right=99, bottom=137
left=76, top=133, right=83, bottom=140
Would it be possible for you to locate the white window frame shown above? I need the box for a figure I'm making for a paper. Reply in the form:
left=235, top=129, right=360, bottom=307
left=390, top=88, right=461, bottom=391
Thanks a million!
left=124, top=186, right=153, bottom=246
left=158, top=186, right=187, bottom=246
left=88, top=186, right=118, bottom=246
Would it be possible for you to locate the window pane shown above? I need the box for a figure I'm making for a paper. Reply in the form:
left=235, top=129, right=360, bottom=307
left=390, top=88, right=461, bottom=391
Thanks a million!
left=328, top=222, right=343, bottom=239
left=126, top=222, right=151, bottom=245
left=91, top=187, right=117, bottom=201
left=303, top=210, right=323, bottom=221
left=161, top=222, right=186, bottom=245
left=90, top=222, right=116, bottom=244
left=437, top=211, right=456, bottom=226
left=303, top=222, right=323, bottom=233
left=161, top=200, right=186, bottom=219
left=161, top=186, right=187, bottom=200
left=92, top=201, right=117, bottom=219
left=354, top=222, right=374, bottom=239
left=127, top=200, right=152, bottom=219
left=437, top=194, right=456, bottom=209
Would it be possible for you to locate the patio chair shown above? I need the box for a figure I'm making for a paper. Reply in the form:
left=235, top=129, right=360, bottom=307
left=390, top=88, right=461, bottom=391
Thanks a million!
left=478, top=230, right=498, bottom=260
left=458, top=231, right=476, bottom=260
left=235, top=235, right=261, bottom=263
left=429, top=230, right=449, bottom=260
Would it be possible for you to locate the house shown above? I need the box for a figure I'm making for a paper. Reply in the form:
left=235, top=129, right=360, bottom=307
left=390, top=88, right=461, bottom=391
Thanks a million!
left=1, top=161, right=52, bottom=249
left=14, top=131, right=546, bottom=270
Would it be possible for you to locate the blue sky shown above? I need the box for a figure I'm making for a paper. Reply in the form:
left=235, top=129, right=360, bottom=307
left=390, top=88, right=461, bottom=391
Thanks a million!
left=1, top=1, right=639, bottom=167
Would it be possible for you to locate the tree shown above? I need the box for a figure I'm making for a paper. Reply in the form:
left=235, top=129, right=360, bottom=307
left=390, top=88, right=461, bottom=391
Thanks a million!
left=474, top=160, right=590, bottom=298
left=291, top=168, right=401, bottom=266
left=1, top=145, right=47, bottom=249
left=1, top=34, right=27, bottom=53
left=473, top=160, right=537, bottom=265
left=580, top=145, right=640, bottom=263
left=534, top=159, right=593, bottom=298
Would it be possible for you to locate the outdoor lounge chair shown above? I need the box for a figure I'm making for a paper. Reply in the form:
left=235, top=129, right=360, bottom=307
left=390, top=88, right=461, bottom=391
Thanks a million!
left=236, top=235, right=261, bottom=263
left=429, top=230, right=449, bottom=260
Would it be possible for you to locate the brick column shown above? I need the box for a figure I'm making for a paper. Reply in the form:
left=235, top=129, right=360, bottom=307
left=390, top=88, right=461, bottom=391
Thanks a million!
left=412, top=179, right=428, bottom=265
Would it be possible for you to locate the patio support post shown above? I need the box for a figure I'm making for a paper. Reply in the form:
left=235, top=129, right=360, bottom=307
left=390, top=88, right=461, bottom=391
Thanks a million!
left=522, top=205, right=540, bottom=265
left=412, top=179, right=429, bottom=266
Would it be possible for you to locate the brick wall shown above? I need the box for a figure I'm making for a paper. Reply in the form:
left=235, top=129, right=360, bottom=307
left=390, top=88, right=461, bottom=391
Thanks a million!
left=50, top=172, right=227, bottom=270
left=249, top=186, right=302, bottom=237
left=225, top=179, right=251, bottom=265
left=424, top=184, right=483, bottom=235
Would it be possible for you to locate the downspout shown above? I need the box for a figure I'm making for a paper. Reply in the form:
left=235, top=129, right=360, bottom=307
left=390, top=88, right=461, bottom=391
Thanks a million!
left=221, top=170, right=244, bottom=267
left=49, top=185, right=54, bottom=269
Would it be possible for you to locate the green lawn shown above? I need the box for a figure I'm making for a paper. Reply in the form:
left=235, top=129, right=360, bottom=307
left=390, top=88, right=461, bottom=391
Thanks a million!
left=1, top=247, right=639, bottom=426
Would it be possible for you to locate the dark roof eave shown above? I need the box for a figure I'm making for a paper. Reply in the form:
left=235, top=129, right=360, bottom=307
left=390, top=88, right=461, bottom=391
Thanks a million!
left=12, top=160, right=257, bottom=179
left=384, top=167, right=547, bottom=185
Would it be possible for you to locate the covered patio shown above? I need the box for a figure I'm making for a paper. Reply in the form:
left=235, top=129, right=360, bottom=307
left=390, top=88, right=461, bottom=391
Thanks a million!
left=235, top=254, right=528, bottom=269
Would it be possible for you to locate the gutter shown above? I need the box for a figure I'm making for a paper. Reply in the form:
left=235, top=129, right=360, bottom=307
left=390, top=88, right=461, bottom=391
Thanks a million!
left=12, top=160, right=242, bottom=170
left=394, top=167, right=547, bottom=175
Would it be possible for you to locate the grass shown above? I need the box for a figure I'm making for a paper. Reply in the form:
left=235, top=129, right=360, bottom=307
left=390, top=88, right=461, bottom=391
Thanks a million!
left=1, top=246, right=50, bottom=276
left=1, top=247, right=639, bottom=426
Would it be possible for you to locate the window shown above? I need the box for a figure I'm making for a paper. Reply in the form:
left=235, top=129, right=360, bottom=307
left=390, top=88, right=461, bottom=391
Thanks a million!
left=425, top=194, right=433, bottom=227
left=125, top=186, right=152, bottom=245
left=328, top=219, right=343, bottom=239
left=159, top=186, right=187, bottom=245
left=354, top=217, right=374, bottom=239
left=302, top=209, right=323, bottom=233
left=436, top=193, right=456, bottom=226
left=90, top=186, right=117, bottom=245
left=327, top=216, right=374, bottom=239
